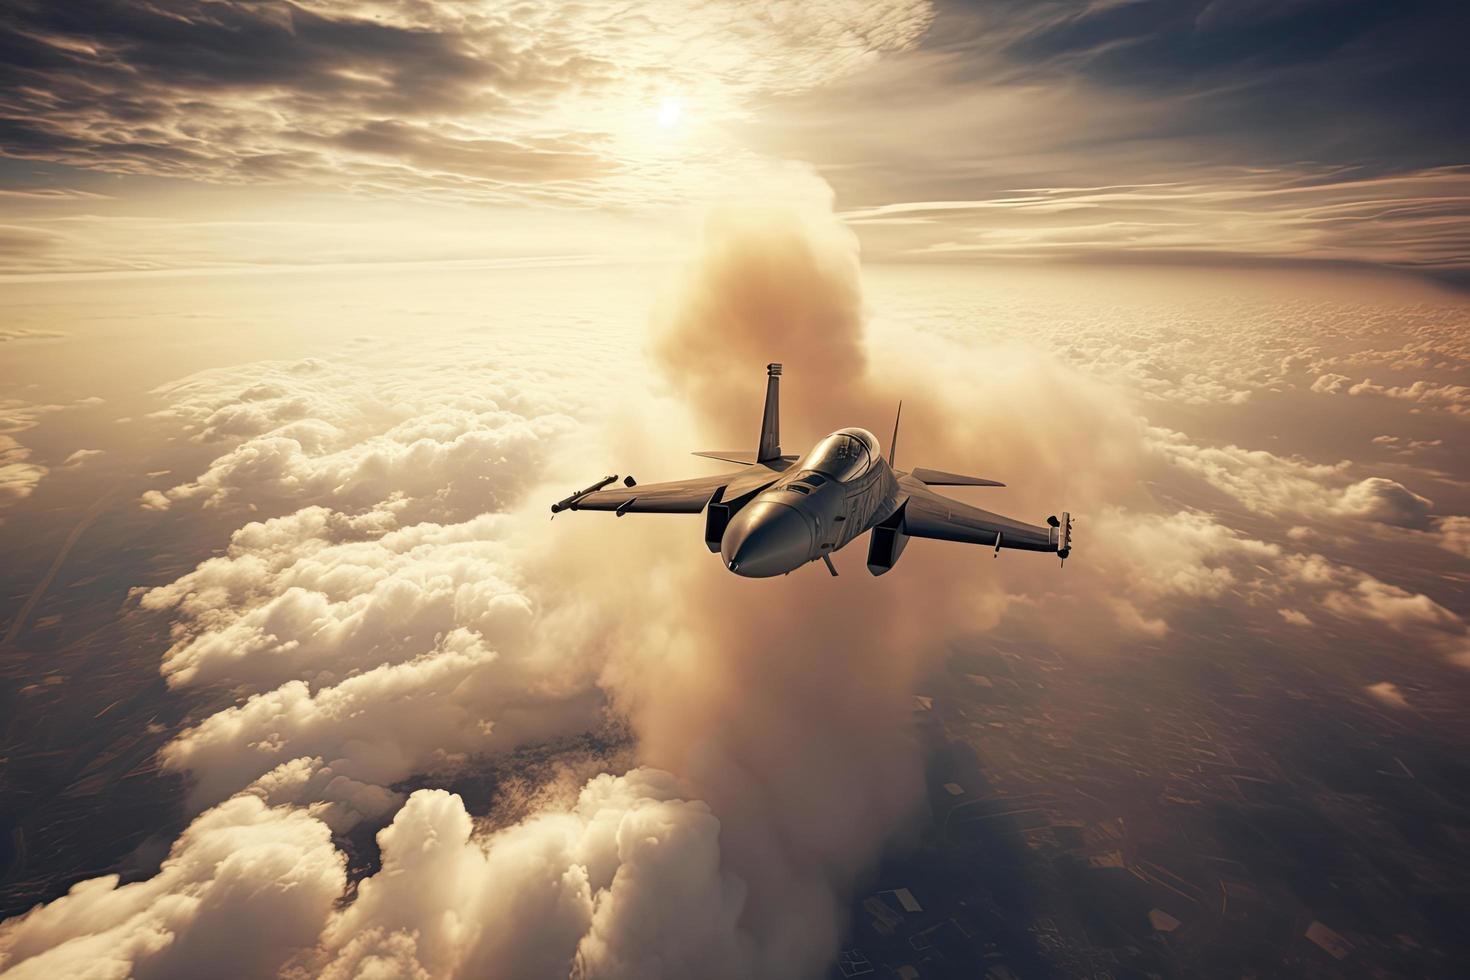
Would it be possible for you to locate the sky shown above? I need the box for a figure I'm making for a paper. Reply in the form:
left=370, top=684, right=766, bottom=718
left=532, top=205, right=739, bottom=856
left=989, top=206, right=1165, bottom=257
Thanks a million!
left=1, top=0, right=1468, bottom=280
left=1, top=3, right=1470, bottom=979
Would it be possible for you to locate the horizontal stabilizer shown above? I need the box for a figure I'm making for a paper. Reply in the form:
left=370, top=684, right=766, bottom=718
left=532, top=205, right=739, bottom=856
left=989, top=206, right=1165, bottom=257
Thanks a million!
left=910, top=467, right=1005, bottom=487
left=693, top=451, right=797, bottom=465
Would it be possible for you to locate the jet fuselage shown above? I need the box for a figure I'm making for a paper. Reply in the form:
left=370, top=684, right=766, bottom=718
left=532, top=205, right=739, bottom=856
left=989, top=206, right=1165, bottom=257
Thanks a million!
left=721, top=427, right=898, bottom=577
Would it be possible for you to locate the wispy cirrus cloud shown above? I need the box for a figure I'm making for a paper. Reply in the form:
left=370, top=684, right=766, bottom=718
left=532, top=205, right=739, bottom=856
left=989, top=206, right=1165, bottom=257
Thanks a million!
left=842, top=166, right=1470, bottom=277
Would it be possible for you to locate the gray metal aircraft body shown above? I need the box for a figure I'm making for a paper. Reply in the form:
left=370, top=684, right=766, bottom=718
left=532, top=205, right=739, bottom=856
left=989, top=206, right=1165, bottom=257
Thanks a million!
left=552, top=363, right=1073, bottom=577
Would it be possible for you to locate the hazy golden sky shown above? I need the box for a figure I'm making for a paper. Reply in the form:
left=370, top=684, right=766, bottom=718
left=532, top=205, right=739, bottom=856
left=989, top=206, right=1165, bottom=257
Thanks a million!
left=2, top=0, right=1467, bottom=279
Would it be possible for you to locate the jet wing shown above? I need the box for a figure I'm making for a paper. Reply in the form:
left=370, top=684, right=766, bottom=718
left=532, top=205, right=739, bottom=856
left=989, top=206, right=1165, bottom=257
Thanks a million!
left=691, top=451, right=799, bottom=465
left=900, top=476, right=1065, bottom=553
left=559, top=464, right=780, bottom=514
left=909, top=467, right=1005, bottom=488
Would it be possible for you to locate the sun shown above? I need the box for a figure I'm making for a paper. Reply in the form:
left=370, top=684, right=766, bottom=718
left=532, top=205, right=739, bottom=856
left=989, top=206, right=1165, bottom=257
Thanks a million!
left=656, top=97, right=683, bottom=130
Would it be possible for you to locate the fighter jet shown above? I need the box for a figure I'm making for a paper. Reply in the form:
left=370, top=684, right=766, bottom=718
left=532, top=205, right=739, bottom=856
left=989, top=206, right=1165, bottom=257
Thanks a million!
left=551, top=363, right=1073, bottom=577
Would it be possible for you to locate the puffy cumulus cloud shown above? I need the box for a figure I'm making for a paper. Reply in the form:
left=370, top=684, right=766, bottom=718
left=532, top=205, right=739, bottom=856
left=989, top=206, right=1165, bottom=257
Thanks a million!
left=0, top=434, right=46, bottom=510
left=142, top=354, right=580, bottom=520
left=0, top=0, right=933, bottom=205
left=1316, top=335, right=1470, bottom=377
left=857, top=261, right=1470, bottom=420
left=0, top=795, right=344, bottom=979
left=1321, top=577, right=1462, bottom=634
left=1076, top=508, right=1339, bottom=640
left=1364, top=681, right=1411, bottom=710
left=1370, top=434, right=1445, bottom=457
left=244, top=756, right=403, bottom=835
left=1436, top=516, right=1470, bottom=558
left=1145, top=427, right=1445, bottom=531
left=1334, top=477, right=1435, bottom=530
left=143, top=509, right=607, bottom=810
left=1092, top=508, right=1278, bottom=605
left=0, top=399, right=67, bottom=514
left=1146, top=427, right=1349, bottom=514
left=1, top=395, right=115, bottom=513
left=305, top=773, right=749, bottom=980
left=1312, top=373, right=1470, bottom=414
left=60, top=448, right=104, bottom=466
left=1287, top=557, right=1470, bottom=666
left=1078, top=508, right=1470, bottom=664
left=162, top=626, right=600, bottom=811
left=140, top=507, right=517, bottom=687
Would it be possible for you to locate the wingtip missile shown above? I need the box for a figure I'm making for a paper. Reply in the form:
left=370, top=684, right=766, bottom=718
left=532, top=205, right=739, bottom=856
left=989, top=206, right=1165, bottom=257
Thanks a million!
left=551, top=475, right=618, bottom=514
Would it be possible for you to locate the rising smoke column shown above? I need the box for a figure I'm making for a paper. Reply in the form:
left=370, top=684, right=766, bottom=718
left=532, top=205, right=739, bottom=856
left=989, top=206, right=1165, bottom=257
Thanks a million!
left=578, top=172, right=1144, bottom=974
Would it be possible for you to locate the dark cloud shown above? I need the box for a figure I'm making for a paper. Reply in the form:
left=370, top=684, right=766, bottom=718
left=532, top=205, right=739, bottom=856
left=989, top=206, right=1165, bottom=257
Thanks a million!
left=1, top=1, right=497, bottom=106
left=0, top=0, right=932, bottom=206
left=933, top=0, right=1470, bottom=169
left=0, top=1, right=610, bottom=206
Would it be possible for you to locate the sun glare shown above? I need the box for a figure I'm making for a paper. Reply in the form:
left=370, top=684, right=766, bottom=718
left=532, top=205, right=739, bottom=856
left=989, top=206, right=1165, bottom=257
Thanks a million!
left=657, top=97, right=683, bottom=129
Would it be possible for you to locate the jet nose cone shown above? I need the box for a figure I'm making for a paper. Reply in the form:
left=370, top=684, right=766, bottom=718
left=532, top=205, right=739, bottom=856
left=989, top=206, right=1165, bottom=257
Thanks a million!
left=721, top=500, right=813, bottom=577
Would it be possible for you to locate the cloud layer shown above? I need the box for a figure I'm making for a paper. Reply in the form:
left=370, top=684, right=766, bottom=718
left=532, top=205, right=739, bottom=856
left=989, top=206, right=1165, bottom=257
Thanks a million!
left=5, top=176, right=1470, bottom=977
left=4, top=0, right=1468, bottom=278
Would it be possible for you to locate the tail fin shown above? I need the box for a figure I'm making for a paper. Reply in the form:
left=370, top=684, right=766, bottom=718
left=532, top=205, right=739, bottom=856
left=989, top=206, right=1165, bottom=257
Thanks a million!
left=889, top=400, right=902, bottom=467
left=758, top=363, right=782, bottom=462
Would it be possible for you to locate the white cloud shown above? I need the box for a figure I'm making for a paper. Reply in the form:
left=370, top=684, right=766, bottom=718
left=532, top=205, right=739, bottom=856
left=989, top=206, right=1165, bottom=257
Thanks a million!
left=1085, top=507, right=1470, bottom=662
left=1364, top=681, right=1411, bottom=710
left=0, top=796, right=344, bottom=980
left=0, top=435, right=47, bottom=509
left=1334, top=477, right=1435, bottom=529
left=1435, top=515, right=1470, bottom=558
left=0, top=400, right=64, bottom=513
left=311, top=772, right=751, bottom=980
left=140, top=507, right=532, bottom=689
left=1312, top=374, right=1470, bottom=414
left=1094, top=508, right=1279, bottom=605
left=142, top=507, right=610, bottom=810
left=61, top=448, right=105, bottom=466
left=1279, top=607, right=1313, bottom=626
left=142, top=355, right=580, bottom=519
left=162, top=626, right=604, bottom=811
left=244, top=756, right=403, bottom=835
left=1146, top=427, right=1443, bottom=530
left=1321, top=577, right=1462, bottom=633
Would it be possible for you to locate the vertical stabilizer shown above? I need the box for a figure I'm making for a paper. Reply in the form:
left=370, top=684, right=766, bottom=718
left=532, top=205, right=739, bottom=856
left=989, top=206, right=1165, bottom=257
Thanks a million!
left=758, top=363, right=782, bottom=462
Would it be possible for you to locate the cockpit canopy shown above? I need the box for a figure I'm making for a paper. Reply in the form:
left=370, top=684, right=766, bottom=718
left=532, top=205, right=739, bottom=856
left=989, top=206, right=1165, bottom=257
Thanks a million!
left=801, top=427, right=881, bottom=482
